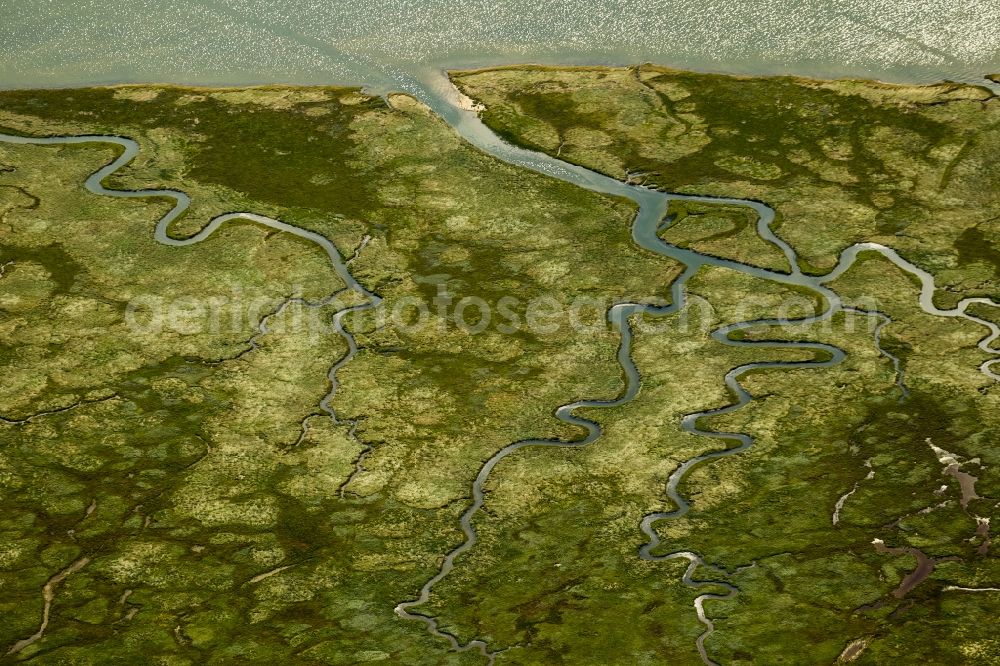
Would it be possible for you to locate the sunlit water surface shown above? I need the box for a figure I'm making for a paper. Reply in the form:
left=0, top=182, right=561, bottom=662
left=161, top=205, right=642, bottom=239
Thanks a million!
left=1, top=0, right=998, bottom=89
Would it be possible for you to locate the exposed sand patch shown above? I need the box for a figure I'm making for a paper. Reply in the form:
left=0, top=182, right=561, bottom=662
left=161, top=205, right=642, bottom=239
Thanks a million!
left=112, top=87, right=161, bottom=102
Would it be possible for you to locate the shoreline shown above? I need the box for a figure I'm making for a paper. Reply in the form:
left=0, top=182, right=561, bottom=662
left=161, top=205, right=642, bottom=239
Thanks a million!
left=0, top=62, right=996, bottom=99
left=447, top=63, right=999, bottom=102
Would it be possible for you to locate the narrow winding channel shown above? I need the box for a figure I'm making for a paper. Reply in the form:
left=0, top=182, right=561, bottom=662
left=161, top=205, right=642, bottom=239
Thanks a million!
left=1, top=72, right=998, bottom=665
left=390, top=70, right=1000, bottom=665
left=0, top=133, right=383, bottom=440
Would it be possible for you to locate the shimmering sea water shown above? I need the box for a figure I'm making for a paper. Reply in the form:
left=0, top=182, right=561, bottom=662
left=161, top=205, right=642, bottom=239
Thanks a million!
left=0, top=0, right=997, bottom=89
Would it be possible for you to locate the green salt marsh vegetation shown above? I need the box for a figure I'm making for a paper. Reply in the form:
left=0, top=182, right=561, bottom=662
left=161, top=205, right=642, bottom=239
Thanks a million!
left=0, top=82, right=676, bottom=662
left=447, top=67, right=1000, bottom=662
left=0, top=67, right=998, bottom=664
left=454, top=65, right=1000, bottom=292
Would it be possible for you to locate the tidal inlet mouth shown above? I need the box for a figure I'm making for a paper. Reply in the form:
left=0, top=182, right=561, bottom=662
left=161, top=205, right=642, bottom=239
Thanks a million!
left=1, top=4, right=999, bottom=665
